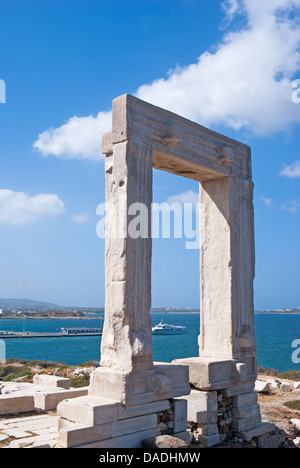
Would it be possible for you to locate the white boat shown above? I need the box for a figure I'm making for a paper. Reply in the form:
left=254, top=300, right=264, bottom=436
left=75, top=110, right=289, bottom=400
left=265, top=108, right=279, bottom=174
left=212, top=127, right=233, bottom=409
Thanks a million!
left=152, top=319, right=187, bottom=335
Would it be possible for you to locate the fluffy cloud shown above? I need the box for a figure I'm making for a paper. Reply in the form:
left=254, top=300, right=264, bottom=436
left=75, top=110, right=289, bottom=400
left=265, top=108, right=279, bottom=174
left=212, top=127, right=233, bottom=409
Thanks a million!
left=33, top=111, right=112, bottom=160
left=0, top=189, right=65, bottom=225
left=280, top=160, right=300, bottom=177
left=33, top=0, right=300, bottom=159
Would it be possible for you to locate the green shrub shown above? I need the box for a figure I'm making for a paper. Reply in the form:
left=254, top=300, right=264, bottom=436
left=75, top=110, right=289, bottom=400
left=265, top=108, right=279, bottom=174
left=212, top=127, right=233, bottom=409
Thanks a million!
left=0, top=366, right=32, bottom=381
left=70, top=374, right=90, bottom=388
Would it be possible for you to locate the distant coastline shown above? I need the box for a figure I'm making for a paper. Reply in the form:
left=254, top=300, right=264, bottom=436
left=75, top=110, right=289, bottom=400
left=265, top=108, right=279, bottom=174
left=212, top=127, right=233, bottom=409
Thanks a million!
left=0, top=298, right=299, bottom=318
left=255, top=309, right=300, bottom=315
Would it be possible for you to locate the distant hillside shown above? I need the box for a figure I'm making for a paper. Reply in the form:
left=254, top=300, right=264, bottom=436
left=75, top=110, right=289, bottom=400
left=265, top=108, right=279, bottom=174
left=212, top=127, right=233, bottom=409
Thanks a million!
left=0, top=298, right=59, bottom=310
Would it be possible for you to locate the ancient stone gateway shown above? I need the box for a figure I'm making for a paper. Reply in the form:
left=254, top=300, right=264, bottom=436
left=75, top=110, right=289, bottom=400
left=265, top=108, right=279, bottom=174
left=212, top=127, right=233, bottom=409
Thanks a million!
left=56, top=95, right=273, bottom=448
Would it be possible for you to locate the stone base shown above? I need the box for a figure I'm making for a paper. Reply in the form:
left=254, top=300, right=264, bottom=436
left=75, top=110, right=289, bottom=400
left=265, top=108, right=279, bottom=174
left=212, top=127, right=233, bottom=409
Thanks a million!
left=179, top=383, right=274, bottom=447
left=57, top=396, right=189, bottom=448
left=88, top=362, right=190, bottom=405
left=56, top=363, right=190, bottom=448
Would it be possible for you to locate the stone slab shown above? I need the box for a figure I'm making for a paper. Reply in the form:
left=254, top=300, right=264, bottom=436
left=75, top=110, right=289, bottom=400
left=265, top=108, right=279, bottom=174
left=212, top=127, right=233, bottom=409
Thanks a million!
left=33, top=375, right=71, bottom=389
left=197, top=423, right=218, bottom=436
left=232, top=391, right=257, bottom=408
left=231, top=406, right=261, bottom=432
left=254, top=380, right=270, bottom=393
left=0, top=414, right=53, bottom=427
left=112, top=414, right=157, bottom=438
left=9, top=434, right=58, bottom=449
left=74, top=427, right=160, bottom=449
left=2, top=416, right=58, bottom=430
left=57, top=395, right=121, bottom=426
left=237, top=422, right=276, bottom=442
left=58, top=420, right=112, bottom=448
left=59, top=412, right=159, bottom=448
left=173, top=399, right=187, bottom=433
left=34, top=386, right=88, bottom=411
left=291, top=419, right=300, bottom=430
left=118, top=399, right=170, bottom=420
left=221, top=384, right=255, bottom=398
left=4, top=428, right=33, bottom=438
left=172, top=357, right=255, bottom=391
left=178, top=389, right=218, bottom=425
left=0, top=394, right=35, bottom=416
left=231, top=403, right=261, bottom=420
left=197, top=433, right=220, bottom=447
left=281, top=381, right=292, bottom=392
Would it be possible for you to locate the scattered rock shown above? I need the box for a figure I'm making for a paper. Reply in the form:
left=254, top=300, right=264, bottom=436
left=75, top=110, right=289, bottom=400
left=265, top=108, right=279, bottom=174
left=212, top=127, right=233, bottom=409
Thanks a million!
left=290, top=418, right=300, bottom=430
left=72, top=367, right=94, bottom=376
left=12, top=376, right=29, bottom=383
left=256, top=430, right=287, bottom=448
left=282, top=382, right=292, bottom=392
left=255, top=380, right=270, bottom=393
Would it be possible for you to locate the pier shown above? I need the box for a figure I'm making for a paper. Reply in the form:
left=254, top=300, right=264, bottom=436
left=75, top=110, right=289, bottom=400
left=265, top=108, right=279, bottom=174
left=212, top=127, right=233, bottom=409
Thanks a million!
left=0, top=327, right=102, bottom=339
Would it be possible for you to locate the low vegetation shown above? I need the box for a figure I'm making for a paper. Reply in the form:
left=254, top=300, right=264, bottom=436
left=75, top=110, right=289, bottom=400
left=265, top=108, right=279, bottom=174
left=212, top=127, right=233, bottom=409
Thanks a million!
left=0, top=358, right=94, bottom=387
left=258, top=367, right=300, bottom=382
left=0, top=365, right=33, bottom=382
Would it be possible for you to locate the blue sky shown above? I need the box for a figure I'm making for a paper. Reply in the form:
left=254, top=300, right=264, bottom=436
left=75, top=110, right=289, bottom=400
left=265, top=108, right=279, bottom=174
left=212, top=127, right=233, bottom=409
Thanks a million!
left=0, top=0, right=299, bottom=309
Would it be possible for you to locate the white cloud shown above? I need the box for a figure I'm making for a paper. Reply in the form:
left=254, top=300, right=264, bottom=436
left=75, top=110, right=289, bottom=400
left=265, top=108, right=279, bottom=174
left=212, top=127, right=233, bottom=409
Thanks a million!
left=221, top=0, right=241, bottom=25
left=280, top=160, right=300, bottom=177
left=33, top=111, right=112, bottom=161
left=71, top=212, right=90, bottom=224
left=281, top=199, right=300, bottom=212
left=260, top=196, right=272, bottom=206
left=33, top=0, right=300, bottom=160
left=0, top=189, right=65, bottom=225
left=136, top=0, right=300, bottom=135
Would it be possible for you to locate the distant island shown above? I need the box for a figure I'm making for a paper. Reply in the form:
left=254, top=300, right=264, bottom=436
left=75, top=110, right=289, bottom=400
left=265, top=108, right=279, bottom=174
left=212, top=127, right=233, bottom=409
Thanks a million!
left=0, top=298, right=104, bottom=319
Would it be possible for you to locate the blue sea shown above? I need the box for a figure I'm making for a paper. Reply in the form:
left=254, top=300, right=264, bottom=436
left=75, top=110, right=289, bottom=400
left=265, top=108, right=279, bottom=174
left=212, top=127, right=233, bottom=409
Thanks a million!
left=0, top=314, right=300, bottom=372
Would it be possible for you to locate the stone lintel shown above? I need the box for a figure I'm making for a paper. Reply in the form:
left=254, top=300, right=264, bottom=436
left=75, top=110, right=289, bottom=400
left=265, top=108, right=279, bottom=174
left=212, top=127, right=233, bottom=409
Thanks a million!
left=111, top=94, right=252, bottom=182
